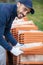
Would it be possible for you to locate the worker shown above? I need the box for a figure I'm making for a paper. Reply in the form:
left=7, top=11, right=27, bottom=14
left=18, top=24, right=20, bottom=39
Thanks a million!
left=0, top=0, right=34, bottom=64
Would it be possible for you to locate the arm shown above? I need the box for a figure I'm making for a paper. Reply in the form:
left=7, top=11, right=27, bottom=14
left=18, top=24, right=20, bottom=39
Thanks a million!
left=4, top=29, right=17, bottom=46
left=0, top=35, right=12, bottom=51
left=0, top=13, right=12, bottom=51
left=4, top=15, right=17, bottom=46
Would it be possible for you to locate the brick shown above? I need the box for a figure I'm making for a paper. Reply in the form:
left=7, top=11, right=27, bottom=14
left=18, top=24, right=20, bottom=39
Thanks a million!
left=18, top=30, right=43, bottom=43
left=11, top=25, right=38, bottom=41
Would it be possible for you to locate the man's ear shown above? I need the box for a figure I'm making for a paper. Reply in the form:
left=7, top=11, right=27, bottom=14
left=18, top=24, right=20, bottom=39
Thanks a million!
left=17, top=2, right=21, bottom=7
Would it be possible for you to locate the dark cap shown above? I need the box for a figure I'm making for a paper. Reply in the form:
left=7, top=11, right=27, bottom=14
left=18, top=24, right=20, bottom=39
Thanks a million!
left=19, top=0, right=34, bottom=14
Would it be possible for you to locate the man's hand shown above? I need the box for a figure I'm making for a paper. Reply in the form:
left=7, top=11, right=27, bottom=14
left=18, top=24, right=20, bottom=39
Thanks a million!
left=10, top=46, right=24, bottom=56
left=16, top=42, right=24, bottom=47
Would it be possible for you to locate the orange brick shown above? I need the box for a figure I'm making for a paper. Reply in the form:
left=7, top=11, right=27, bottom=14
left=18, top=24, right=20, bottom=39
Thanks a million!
left=23, top=16, right=28, bottom=21
left=20, top=62, right=43, bottom=64
left=21, top=46, right=43, bottom=55
left=18, top=30, right=43, bottom=43
left=11, top=25, right=38, bottom=41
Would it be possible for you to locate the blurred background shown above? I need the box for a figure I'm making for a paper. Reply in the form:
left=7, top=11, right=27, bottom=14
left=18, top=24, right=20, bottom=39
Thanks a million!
left=0, top=0, right=43, bottom=31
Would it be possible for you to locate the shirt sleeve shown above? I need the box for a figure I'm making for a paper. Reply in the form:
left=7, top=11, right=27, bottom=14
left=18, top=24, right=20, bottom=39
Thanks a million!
left=4, top=19, right=17, bottom=46
left=0, top=10, right=12, bottom=51
left=4, top=29, right=17, bottom=46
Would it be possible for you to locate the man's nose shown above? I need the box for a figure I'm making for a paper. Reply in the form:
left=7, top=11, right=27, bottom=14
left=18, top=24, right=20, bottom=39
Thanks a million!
left=23, top=11, right=27, bottom=16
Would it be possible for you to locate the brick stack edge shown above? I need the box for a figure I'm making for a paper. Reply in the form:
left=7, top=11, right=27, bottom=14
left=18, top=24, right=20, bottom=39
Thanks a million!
left=9, top=20, right=43, bottom=65
left=18, top=31, right=43, bottom=44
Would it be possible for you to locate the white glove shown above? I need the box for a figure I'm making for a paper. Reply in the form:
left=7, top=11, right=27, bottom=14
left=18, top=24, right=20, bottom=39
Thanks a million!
left=10, top=46, right=23, bottom=56
left=16, top=42, right=24, bottom=47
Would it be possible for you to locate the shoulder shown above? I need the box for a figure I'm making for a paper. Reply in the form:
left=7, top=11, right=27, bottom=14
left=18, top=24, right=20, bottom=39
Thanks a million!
left=0, top=3, right=15, bottom=15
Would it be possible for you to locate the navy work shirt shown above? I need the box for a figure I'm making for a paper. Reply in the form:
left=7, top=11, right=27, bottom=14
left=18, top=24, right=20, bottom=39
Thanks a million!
left=0, top=3, right=17, bottom=51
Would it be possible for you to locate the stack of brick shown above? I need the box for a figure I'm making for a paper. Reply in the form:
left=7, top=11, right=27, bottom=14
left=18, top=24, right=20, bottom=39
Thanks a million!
left=17, top=44, right=43, bottom=65
left=17, top=30, right=43, bottom=64
left=18, top=30, right=43, bottom=44
left=10, top=19, right=43, bottom=65
left=11, top=21, right=38, bottom=41
left=19, top=54, right=43, bottom=65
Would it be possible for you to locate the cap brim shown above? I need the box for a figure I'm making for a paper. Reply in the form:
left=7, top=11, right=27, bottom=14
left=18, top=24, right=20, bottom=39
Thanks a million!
left=30, top=8, right=35, bottom=14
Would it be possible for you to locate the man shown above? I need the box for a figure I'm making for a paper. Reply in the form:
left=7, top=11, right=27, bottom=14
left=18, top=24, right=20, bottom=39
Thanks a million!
left=0, top=0, right=34, bottom=56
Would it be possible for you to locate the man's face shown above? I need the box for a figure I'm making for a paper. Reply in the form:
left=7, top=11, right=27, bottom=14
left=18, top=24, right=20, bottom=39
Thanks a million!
left=17, top=2, right=31, bottom=19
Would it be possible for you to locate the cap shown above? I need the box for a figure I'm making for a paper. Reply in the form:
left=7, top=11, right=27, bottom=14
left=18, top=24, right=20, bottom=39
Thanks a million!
left=19, top=0, right=35, bottom=14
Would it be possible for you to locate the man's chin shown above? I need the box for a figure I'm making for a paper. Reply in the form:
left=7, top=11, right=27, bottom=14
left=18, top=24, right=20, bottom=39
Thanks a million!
left=17, top=14, right=24, bottom=19
left=18, top=16, right=23, bottom=19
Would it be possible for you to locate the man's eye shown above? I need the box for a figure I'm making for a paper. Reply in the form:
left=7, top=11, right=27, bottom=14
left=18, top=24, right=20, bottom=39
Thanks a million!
left=24, top=8, right=27, bottom=11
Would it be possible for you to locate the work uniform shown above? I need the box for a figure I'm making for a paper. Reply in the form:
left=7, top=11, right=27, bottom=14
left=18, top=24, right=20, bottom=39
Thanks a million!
left=0, top=3, right=17, bottom=51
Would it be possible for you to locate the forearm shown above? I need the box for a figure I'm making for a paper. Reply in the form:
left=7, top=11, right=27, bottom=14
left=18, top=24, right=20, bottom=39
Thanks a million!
left=0, top=35, right=12, bottom=51
left=4, top=31, right=17, bottom=46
